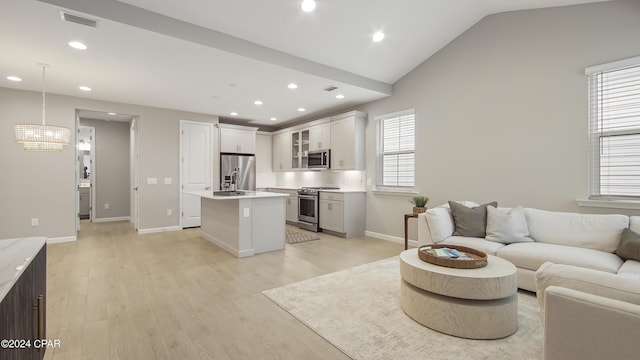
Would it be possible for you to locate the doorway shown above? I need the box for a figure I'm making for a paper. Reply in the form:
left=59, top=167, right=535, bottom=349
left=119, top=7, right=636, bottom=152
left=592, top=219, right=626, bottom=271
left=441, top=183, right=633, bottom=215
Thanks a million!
left=75, top=109, right=138, bottom=233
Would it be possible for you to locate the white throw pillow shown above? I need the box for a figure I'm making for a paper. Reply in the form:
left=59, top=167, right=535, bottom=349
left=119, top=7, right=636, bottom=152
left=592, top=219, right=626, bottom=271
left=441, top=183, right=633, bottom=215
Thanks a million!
left=485, top=206, right=532, bottom=244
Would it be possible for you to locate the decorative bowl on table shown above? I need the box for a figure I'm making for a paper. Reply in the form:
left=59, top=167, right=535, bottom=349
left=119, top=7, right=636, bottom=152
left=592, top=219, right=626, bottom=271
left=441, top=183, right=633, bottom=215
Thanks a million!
left=418, top=244, right=487, bottom=269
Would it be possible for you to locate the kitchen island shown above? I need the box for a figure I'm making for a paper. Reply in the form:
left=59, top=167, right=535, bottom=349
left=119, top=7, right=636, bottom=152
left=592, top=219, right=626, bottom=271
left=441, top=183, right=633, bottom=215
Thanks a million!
left=186, top=190, right=288, bottom=258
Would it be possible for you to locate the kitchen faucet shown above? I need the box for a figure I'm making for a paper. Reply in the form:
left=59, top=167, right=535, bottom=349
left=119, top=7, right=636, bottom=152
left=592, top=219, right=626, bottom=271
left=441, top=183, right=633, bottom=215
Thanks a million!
left=229, top=167, right=240, bottom=191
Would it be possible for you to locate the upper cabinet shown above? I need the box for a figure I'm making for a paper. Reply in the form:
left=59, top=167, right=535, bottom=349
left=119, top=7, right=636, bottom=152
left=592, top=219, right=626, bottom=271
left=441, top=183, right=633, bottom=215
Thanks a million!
left=219, top=124, right=258, bottom=154
left=270, top=111, right=366, bottom=172
left=291, top=129, right=310, bottom=169
left=330, top=111, right=366, bottom=170
left=308, top=120, right=331, bottom=151
left=272, top=131, right=291, bottom=171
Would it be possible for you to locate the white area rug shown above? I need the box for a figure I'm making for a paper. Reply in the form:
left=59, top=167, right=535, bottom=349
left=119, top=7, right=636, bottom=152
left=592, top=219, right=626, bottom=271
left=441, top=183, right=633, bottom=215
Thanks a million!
left=286, top=229, right=320, bottom=244
left=263, top=257, right=543, bottom=360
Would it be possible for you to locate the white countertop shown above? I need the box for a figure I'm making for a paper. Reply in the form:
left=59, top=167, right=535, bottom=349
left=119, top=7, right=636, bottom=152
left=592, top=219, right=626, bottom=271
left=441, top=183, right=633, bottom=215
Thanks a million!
left=186, top=190, right=289, bottom=200
left=319, top=189, right=366, bottom=193
left=0, top=236, right=47, bottom=303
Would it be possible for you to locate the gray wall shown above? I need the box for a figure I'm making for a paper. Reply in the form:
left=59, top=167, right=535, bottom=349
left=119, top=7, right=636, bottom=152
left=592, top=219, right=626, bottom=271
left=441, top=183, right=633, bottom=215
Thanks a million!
left=80, top=118, right=130, bottom=219
left=358, top=0, right=640, bottom=240
left=0, top=87, right=218, bottom=239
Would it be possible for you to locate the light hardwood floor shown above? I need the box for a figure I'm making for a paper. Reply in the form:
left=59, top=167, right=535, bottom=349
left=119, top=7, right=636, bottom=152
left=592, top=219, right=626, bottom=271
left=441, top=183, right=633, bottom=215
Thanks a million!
left=44, top=221, right=403, bottom=359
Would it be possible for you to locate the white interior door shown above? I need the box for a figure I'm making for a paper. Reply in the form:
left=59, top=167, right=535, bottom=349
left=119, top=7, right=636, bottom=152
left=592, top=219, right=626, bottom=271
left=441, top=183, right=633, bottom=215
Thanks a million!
left=181, top=121, right=212, bottom=228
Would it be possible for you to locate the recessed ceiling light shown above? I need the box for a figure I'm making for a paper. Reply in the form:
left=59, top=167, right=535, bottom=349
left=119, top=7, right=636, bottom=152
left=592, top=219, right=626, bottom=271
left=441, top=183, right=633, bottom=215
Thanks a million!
left=230, top=112, right=239, bottom=116
left=108, top=112, right=117, bottom=115
left=79, top=86, right=92, bottom=91
left=270, top=117, right=277, bottom=121
left=288, top=83, right=298, bottom=89
left=301, top=0, right=316, bottom=12
left=254, top=100, right=263, bottom=105
left=336, top=94, right=345, bottom=99
left=7, top=76, right=22, bottom=82
left=68, top=41, right=87, bottom=50
left=298, top=108, right=306, bottom=112
left=372, top=31, right=385, bottom=42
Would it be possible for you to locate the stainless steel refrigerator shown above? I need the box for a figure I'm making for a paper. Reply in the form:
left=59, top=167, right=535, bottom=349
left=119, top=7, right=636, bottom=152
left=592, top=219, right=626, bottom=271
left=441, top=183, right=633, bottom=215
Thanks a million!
left=220, top=153, right=256, bottom=191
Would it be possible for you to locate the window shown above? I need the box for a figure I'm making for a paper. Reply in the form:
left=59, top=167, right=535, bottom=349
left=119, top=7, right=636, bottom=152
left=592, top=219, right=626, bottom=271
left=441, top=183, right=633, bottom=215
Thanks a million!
left=587, top=56, right=640, bottom=199
left=376, top=109, right=415, bottom=189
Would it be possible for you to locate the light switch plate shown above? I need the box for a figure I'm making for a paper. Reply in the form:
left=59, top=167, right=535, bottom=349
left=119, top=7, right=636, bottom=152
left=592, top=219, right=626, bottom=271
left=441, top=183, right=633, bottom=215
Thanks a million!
left=164, top=177, right=172, bottom=185
left=147, top=178, right=158, bottom=185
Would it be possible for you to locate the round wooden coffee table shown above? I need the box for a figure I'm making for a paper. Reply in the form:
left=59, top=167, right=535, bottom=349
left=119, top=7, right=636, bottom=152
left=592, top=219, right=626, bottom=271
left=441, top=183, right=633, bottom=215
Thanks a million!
left=399, top=248, right=518, bottom=339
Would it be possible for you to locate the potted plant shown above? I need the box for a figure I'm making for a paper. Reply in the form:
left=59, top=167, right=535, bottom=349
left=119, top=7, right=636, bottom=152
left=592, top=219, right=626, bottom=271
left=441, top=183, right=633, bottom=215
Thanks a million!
left=410, top=195, right=429, bottom=214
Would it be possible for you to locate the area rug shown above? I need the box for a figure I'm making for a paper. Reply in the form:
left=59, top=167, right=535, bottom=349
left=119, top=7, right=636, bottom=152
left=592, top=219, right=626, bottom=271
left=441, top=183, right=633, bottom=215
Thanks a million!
left=263, top=257, right=543, bottom=360
left=286, top=229, right=320, bottom=244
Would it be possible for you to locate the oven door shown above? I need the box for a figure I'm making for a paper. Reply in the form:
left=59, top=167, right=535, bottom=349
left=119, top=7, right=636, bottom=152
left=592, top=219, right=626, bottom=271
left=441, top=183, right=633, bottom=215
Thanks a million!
left=298, top=194, right=318, bottom=223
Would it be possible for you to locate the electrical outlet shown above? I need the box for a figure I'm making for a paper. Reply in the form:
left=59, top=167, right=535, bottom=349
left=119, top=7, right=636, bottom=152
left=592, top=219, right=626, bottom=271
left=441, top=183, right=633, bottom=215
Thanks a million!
left=167, top=209, right=172, bottom=216
left=104, top=203, right=110, bottom=210
left=31, top=218, right=39, bottom=227
left=243, top=208, right=250, bottom=217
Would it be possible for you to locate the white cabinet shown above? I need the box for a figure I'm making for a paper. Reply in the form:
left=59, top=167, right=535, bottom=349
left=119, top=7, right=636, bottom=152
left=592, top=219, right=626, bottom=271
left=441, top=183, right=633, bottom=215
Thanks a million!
left=268, top=188, right=298, bottom=224
left=272, top=131, right=291, bottom=171
left=309, top=121, right=331, bottom=151
left=219, top=124, right=258, bottom=154
left=330, top=111, right=366, bottom=170
left=319, top=191, right=365, bottom=237
left=291, top=129, right=310, bottom=169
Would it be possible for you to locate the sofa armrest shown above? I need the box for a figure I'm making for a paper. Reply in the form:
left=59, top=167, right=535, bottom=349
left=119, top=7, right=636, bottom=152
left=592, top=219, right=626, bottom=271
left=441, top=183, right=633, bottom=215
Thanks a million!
left=544, top=286, right=640, bottom=360
left=417, top=212, right=431, bottom=246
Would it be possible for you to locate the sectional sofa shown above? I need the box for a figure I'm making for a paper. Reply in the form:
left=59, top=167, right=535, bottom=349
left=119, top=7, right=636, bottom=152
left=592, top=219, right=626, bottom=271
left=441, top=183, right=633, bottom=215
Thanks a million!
left=417, top=201, right=640, bottom=292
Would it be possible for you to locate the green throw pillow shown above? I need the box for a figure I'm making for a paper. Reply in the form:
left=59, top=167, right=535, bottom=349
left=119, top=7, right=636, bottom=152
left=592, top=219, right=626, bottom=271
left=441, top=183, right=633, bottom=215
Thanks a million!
left=448, top=201, right=498, bottom=238
left=616, top=228, right=640, bottom=261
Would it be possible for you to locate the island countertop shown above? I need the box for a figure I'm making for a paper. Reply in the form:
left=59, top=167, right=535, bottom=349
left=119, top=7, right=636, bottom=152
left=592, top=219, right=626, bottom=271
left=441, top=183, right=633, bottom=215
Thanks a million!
left=0, top=236, right=47, bottom=303
left=185, top=190, right=289, bottom=200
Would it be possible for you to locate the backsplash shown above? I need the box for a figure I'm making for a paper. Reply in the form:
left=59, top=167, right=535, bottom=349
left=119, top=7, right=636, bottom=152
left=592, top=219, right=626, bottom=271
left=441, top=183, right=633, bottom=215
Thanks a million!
left=269, top=170, right=366, bottom=190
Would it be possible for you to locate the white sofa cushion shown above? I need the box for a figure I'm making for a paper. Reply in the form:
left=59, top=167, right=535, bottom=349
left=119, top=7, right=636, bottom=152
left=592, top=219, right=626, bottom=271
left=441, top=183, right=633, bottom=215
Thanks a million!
left=618, top=260, right=640, bottom=279
left=497, top=242, right=623, bottom=273
left=485, top=206, right=532, bottom=244
left=524, top=208, right=628, bottom=253
left=535, top=262, right=640, bottom=320
left=440, top=236, right=505, bottom=255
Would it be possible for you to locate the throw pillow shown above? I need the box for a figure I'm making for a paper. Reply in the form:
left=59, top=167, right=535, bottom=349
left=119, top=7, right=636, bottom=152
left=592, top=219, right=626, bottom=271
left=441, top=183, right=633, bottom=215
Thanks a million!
left=448, top=201, right=497, bottom=238
left=485, top=206, right=533, bottom=244
left=615, top=228, right=640, bottom=261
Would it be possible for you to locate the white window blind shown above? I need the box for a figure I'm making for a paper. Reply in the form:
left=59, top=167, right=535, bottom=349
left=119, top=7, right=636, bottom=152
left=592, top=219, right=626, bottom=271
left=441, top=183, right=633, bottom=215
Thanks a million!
left=587, top=58, right=640, bottom=199
left=376, top=109, right=415, bottom=189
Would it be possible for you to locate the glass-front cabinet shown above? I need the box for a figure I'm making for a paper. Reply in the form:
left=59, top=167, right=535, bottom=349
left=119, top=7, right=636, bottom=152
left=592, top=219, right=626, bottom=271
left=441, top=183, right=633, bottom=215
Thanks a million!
left=291, top=129, right=310, bottom=169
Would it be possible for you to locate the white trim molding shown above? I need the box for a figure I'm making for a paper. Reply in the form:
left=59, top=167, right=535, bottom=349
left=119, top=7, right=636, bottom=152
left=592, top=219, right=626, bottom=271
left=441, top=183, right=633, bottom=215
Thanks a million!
left=47, top=235, right=77, bottom=244
left=577, top=199, right=640, bottom=210
left=137, top=226, right=182, bottom=234
left=365, top=230, right=418, bottom=248
left=92, top=216, right=131, bottom=223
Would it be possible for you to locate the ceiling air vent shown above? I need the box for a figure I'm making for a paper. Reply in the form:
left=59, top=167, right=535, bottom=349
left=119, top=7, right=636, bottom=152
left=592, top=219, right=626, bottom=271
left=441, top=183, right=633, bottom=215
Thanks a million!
left=324, top=86, right=338, bottom=92
left=59, top=10, right=99, bottom=28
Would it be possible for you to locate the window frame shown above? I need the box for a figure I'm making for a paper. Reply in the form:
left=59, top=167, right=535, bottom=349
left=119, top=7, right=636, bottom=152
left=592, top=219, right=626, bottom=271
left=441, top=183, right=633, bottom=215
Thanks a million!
left=375, top=109, right=416, bottom=191
left=587, top=56, right=640, bottom=200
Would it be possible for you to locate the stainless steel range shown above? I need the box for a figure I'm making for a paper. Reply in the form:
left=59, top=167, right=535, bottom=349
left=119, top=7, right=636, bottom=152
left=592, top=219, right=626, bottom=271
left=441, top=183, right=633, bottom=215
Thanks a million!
left=297, top=186, right=339, bottom=232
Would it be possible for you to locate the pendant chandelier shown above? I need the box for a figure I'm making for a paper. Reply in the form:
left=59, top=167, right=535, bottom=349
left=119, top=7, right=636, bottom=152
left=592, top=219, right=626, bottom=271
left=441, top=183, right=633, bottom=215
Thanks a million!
left=15, top=64, right=71, bottom=151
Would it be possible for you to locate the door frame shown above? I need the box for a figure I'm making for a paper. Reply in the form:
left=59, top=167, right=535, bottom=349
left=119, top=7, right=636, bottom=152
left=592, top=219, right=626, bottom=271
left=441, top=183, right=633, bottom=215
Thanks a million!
left=130, top=116, right=139, bottom=230
left=76, top=122, right=96, bottom=232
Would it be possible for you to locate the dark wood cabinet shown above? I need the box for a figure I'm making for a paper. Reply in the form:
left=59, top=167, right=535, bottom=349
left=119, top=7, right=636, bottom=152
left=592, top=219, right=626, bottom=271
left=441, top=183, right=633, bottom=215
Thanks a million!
left=0, top=244, right=47, bottom=360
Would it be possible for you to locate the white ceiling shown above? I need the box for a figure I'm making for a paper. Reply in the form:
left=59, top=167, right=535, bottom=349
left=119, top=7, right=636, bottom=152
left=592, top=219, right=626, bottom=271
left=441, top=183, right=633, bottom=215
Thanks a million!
left=1, top=0, right=609, bottom=128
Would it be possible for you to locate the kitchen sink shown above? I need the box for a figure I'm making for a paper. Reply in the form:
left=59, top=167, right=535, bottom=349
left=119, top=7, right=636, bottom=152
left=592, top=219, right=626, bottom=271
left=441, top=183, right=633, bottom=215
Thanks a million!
left=213, top=190, right=246, bottom=196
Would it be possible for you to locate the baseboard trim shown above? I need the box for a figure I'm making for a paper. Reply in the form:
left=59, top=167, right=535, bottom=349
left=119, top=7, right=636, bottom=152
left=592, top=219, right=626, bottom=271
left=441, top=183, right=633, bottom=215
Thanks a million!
left=47, top=235, right=77, bottom=244
left=201, top=231, right=254, bottom=258
left=93, top=216, right=131, bottom=223
left=365, top=230, right=418, bottom=248
left=137, top=226, right=182, bottom=234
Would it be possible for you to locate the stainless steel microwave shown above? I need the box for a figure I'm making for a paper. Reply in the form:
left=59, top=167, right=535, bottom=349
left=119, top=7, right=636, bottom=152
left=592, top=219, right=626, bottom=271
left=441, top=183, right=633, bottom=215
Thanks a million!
left=308, top=150, right=330, bottom=169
